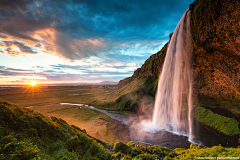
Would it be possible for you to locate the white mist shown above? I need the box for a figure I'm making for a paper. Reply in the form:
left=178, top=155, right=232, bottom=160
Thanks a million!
left=152, top=9, right=193, bottom=141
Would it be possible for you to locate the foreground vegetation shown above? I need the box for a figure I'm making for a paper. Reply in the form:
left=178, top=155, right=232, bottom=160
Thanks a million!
left=1, top=99, right=240, bottom=159
left=0, top=99, right=113, bottom=159
left=0, top=85, right=129, bottom=143
left=194, top=106, right=240, bottom=136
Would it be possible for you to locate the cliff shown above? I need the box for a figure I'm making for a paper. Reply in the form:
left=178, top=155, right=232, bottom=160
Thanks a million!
left=119, top=0, right=240, bottom=101
left=118, top=42, right=168, bottom=87
left=115, top=0, right=240, bottom=135
left=190, top=0, right=240, bottom=100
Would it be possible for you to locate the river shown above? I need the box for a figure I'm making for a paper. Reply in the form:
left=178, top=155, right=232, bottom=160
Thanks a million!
left=60, top=103, right=238, bottom=149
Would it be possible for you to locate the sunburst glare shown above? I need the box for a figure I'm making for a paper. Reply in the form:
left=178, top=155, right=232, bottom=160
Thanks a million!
left=30, top=81, right=37, bottom=86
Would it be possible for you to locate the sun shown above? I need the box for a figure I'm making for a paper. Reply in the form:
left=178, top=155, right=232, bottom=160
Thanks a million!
left=30, top=81, right=36, bottom=86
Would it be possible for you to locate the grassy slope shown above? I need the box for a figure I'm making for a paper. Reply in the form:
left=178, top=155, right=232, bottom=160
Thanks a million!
left=95, top=76, right=157, bottom=111
left=0, top=86, right=129, bottom=143
left=0, top=99, right=113, bottom=159
left=1, top=99, right=240, bottom=159
left=33, top=104, right=117, bottom=143
left=194, top=106, right=240, bottom=136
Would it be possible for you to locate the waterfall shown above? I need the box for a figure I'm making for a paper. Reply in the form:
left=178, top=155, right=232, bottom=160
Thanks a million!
left=152, top=9, right=193, bottom=140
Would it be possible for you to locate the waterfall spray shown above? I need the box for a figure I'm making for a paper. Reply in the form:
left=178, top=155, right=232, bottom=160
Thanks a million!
left=152, top=9, right=193, bottom=140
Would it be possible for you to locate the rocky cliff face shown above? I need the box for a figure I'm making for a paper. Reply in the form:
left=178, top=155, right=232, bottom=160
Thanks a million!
left=190, top=0, right=240, bottom=100
left=119, top=0, right=240, bottom=101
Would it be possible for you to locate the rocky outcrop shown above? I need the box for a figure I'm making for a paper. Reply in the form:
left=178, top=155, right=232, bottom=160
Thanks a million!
left=190, top=0, right=240, bottom=99
left=119, top=0, right=240, bottom=100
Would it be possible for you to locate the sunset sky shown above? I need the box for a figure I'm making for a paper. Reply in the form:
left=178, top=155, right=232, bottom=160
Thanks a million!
left=0, top=0, right=194, bottom=85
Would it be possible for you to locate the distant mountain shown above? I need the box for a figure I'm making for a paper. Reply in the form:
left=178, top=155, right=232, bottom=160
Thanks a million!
left=100, top=81, right=118, bottom=84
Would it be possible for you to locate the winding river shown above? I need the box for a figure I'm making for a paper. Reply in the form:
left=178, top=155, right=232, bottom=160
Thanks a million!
left=60, top=103, right=238, bottom=149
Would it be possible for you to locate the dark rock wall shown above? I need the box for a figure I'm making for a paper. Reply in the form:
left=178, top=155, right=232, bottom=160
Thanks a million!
left=190, top=0, right=240, bottom=99
left=119, top=0, right=240, bottom=100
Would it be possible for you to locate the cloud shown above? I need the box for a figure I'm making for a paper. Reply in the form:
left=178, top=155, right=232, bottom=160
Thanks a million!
left=0, top=63, right=134, bottom=84
left=0, top=66, right=35, bottom=76
left=0, top=0, right=194, bottom=60
left=50, top=64, right=88, bottom=71
left=0, top=41, right=37, bottom=55
left=0, top=0, right=34, bottom=12
left=10, top=80, right=25, bottom=83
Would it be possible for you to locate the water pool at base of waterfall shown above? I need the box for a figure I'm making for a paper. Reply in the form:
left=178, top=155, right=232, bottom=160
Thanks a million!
left=60, top=103, right=238, bottom=149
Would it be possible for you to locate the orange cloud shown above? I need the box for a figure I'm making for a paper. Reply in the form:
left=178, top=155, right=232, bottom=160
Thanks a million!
left=0, top=26, right=111, bottom=60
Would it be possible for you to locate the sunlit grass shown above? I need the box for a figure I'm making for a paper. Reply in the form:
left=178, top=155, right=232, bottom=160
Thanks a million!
left=34, top=104, right=116, bottom=143
left=0, top=85, right=121, bottom=143
left=0, top=85, right=117, bottom=107
left=94, top=77, right=149, bottom=106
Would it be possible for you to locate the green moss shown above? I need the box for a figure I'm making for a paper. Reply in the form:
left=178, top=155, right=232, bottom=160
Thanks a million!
left=113, top=141, right=134, bottom=155
left=163, top=156, right=173, bottom=160
left=151, top=145, right=176, bottom=157
left=134, top=153, right=160, bottom=160
left=114, top=152, right=125, bottom=159
left=194, top=106, right=240, bottom=136
left=121, top=155, right=132, bottom=160
left=174, top=145, right=240, bottom=159
left=113, top=112, right=131, bottom=116
left=1, top=99, right=240, bottom=159
left=100, top=76, right=157, bottom=111
left=198, top=94, right=240, bottom=115
left=0, top=99, right=112, bottom=159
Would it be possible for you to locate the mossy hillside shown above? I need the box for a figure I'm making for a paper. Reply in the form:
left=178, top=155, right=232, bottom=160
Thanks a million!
left=114, top=142, right=240, bottom=159
left=0, top=85, right=125, bottom=143
left=174, top=144, right=240, bottom=159
left=113, top=141, right=177, bottom=159
left=194, top=106, right=240, bottom=136
left=110, top=76, right=157, bottom=101
left=110, top=91, right=144, bottom=111
left=113, top=141, right=143, bottom=156
left=198, top=94, right=240, bottom=116
left=0, top=99, right=179, bottom=160
left=96, top=76, right=157, bottom=111
left=0, top=99, right=113, bottom=159
left=1, top=99, right=240, bottom=159
left=96, top=77, right=148, bottom=106
left=35, top=104, right=119, bottom=143
left=114, top=42, right=167, bottom=112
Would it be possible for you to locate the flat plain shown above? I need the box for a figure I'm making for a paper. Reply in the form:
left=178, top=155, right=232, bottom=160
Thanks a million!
left=0, top=85, right=130, bottom=143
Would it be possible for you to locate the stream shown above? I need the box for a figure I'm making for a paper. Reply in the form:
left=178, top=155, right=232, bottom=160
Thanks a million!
left=60, top=103, right=238, bottom=149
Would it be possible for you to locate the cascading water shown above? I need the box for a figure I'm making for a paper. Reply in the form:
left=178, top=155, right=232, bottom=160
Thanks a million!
left=152, top=9, right=193, bottom=141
